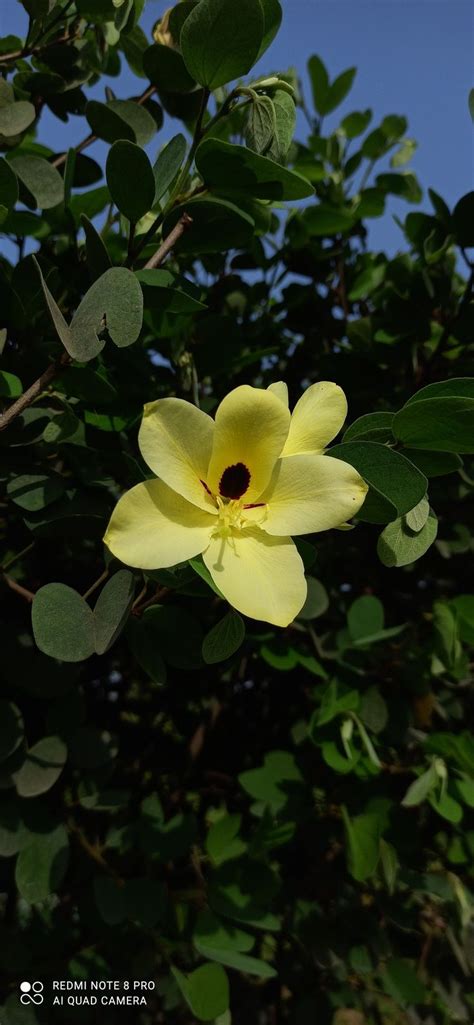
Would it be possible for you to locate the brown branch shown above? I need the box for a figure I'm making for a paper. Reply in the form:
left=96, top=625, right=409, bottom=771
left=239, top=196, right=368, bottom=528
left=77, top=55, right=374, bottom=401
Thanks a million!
left=0, top=28, right=78, bottom=66
left=82, top=568, right=109, bottom=601
left=52, top=84, right=156, bottom=169
left=143, top=213, right=193, bottom=270
left=2, top=574, right=35, bottom=603
left=0, top=352, right=70, bottom=433
left=131, top=586, right=170, bottom=616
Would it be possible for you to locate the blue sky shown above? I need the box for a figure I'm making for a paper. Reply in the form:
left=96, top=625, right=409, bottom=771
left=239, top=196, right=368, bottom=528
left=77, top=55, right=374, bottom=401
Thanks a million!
left=1, top=0, right=473, bottom=253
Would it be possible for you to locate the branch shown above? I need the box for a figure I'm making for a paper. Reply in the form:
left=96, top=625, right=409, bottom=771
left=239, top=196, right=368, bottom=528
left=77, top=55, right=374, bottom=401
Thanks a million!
left=2, top=574, right=35, bottom=603
left=51, top=84, right=156, bottom=169
left=143, top=212, right=193, bottom=270
left=0, top=352, right=71, bottom=433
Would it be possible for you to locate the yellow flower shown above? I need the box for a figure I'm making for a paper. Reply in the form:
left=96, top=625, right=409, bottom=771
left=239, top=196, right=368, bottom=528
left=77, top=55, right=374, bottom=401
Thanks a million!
left=104, top=382, right=368, bottom=627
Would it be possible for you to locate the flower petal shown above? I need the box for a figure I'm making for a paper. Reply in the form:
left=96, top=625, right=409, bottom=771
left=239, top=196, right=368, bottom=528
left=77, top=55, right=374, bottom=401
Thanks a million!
left=282, top=381, right=347, bottom=455
left=254, top=453, right=368, bottom=535
left=206, top=385, right=290, bottom=502
left=203, top=525, right=306, bottom=627
left=104, top=479, right=214, bottom=569
left=139, top=398, right=216, bottom=513
left=267, top=381, right=289, bottom=406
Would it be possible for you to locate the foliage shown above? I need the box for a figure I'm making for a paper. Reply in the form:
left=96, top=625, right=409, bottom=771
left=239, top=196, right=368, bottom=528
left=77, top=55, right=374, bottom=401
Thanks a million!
left=1, top=0, right=473, bottom=1021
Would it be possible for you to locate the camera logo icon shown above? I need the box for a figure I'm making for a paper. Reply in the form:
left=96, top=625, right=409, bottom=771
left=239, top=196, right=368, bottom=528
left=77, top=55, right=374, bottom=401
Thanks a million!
left=20, top=981, right=44, bottom=1006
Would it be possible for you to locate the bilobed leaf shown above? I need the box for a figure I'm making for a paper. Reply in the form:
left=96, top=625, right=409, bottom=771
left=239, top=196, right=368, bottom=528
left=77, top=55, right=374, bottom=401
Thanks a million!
left=297, top=577, right=329, bottom=620
left=172, top=963, right=229, bottom=1022
left=267, top=89, right=296, bottom=163
left=106, top=141, right=155, bottom=222
left=202, top=611, right=245, bottom=664
left=402, top=762, right=439, bottom=807
left=377, top=512, right=438, bottom=568
left=143, top=43, right=196, bottom=92
left=405, top=496, right=429, bottom=532
left=195, top=138, right=314, bottom=200
left=303, top=203, right=355, bottom=235
left=34, top=257, right=104, bottom=361
left=330, top=441, right=428, bottom=522
left=206, top=814, right=246, bottom=866
left=181, top=0, right=265, bottom=90
left=14, top=736, right=67, bottom=798
left=452, top=191, right=474, bottom=247
left=245, top=95, right=276, bottom=155
left=308, top=55, right=329, bottom=115
left=81, top=214, right=112, bottom=281
left=0, top=100, right=36, bottom=136
left=194, top=941, right=277, bottom=978
left=393, top=396, right=474, bottom=453
left=153, top=133, right=186, bottom=203
left=0, top=156, right=19, bottom=210
left=70, top=267, right=143, bottom=350
left=163, top=196, right=254, bottom=255
left=32, top=583, right=96, bottom=662
left=343, top=411, right=395, bottom=443
left=93, top=570, right=135, bottom=655
left=7, top=472, right=65, bottom=511
left=86, top=99, right=157, bottom=146
left=341, top=808, right=381, bottom=882
left=256, top=0, right=282, bottom=60
left=0, top=370, right=22, bottom=398
left=323, top=67, right=356, bottom=115
left=347, top=595, right=384, bottom=641
left=15, top=823, right=69, bottom=903
left=340, top=109, right=372, bottom=138
left=10, top=154, right=64, bottom=209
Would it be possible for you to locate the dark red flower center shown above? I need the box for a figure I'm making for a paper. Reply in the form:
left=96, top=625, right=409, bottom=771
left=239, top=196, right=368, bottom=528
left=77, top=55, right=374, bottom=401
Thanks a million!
left=219, top=462, right=251, bottom=500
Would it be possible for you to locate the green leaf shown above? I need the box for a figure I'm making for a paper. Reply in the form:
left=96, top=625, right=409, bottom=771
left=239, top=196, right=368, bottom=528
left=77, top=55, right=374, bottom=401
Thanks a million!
left=10, top=154, right=64, bottom=210
left=329, top=441, right=428, bottom=523
left=172, top=963, right=229, bottom=1022
left=0, top=156, right=19, bottom=210
left=402, top=763, right=439, bottom=807
left=13, top=736, right=67, bottom=798
left=70, top=267, right=143, bottom=350
left=0, top=702, right=24, bottom=763
left=379, top=838, right=399, bottom=895
left=181, top=0, right=265, bottom=90
left=239, top=750, right=303, bottom=814
left=136, top=269, right=206, bottom=313
left=255, top=0, right=282, bottom=60
left=34, top=257, right=104, bottom=362
left=106, top=140, right=155, bottom=222
left=343, top=411, right=395, bottom=443
left=86, top=99, right=157, bottom=146
left=0, top=100, right=36, bottom=136
left=206, top=814, right=246, bottom=866
left=81, top=214, right=112, bottom=281
left=402, top=448, right=462, bottom=478
left=194, top=941, right=276, bottom=978
left=405, top=496, right=429, bottom=532
left=377, top=512, right=438, bottom=568
left=143, top=43, right=196, bottom=92
left=0, top=370, right=22, bottom=398
left=7, top=472, right=65, bottom=512
left=15, top=824, right=69, bottom=903
left=340, top=109, right=372, bottom=138
left=323, top=67, right=356, bottom=115
left=469, top=87, right=474, bottom=122
left=347, top=595, right=384, bottom=641
left=267, top=89, right=296, bottom=163
left=303, top=203, right=355, bottom=236
left=153, top=133, right=186, bottom=203
left=93, top=570, right=135, bottom=655
left=202, top=611, right=245, bottom=664
left=308, top=55, right=329, bottom=116
left=163, top=196, right=254, bottom=255
left=32, top=584, right=96, bottom=662
left=127, top=609, right=167, bottom=685
left=245, top=95, right=276, bottom=156
left=297, top=577, right=329, bottom=620
left=341, top=808, right=381, bottom=882
left=393, top=396, right=474, bottom=453
left=381, top=958, right=427, bottom=1006
left=452, top=191, right=474, bottom=247
left=195, top=138, right=314, bottom=201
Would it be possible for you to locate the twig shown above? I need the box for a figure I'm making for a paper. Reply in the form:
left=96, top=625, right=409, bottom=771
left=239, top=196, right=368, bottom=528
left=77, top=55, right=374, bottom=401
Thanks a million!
left=131, top=586, right=170, bottom=616
left=143, top=213, right=193, bottom=270
left=69, top=822, right=123, bottom=883
left=0, top=26, right=77, bottom=65
left=0, top=352, right=71, bottom=433
left=1, top=542, right=35, bottom=573
left=2, top=575, right=35, bottom=603
left=82, top=568, right=109, bottom=601
left=52, top=84, right=156, bottom=169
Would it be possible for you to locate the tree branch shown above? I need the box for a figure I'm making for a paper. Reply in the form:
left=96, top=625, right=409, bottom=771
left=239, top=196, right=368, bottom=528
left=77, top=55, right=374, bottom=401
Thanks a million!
left=143, top=212, right=193, bottom=270
left=0, top=352, right=71, bottom=433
